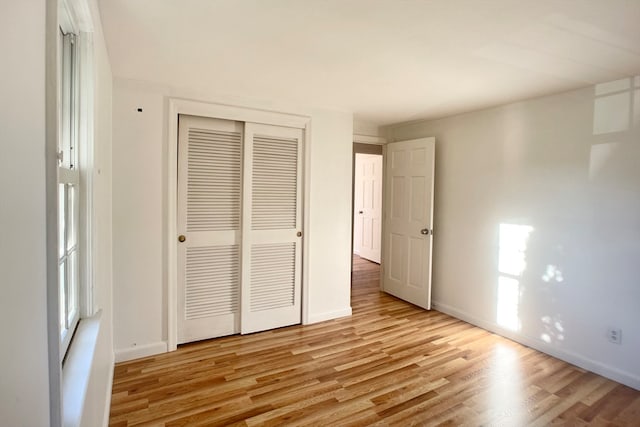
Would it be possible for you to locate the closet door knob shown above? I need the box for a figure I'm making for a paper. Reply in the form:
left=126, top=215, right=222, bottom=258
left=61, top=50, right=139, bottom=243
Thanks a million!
left=297, top=231, right=302, bottom=237
left=178, top=235, right=186, bottom=242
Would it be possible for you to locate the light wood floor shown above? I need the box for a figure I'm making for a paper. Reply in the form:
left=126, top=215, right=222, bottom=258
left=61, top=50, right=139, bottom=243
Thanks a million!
left=110, top=256, right=640, bottom=426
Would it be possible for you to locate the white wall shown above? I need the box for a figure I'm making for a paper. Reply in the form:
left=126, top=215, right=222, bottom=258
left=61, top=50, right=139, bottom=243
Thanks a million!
left=112, top=81, right=165, bottom=359
left=0, top=1, right=115, bottom=425
left=387, top=78, right=640, bottom=389
left=0, top=2, right=52, bottom=425
left=353, top=119, right=383, bottom=138
left=306, top=109, right=354, bottom=324
left=112, top=79, right=353, bottom=359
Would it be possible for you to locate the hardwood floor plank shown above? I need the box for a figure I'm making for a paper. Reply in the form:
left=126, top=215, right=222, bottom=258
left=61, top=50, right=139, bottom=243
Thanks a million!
left=577, top=384, right=640, bottom=423
left=110, top=255, right=640, bottom=426
left=529, top=375, right=608, bottom=427
left=613, top=395, right=640, bottom=425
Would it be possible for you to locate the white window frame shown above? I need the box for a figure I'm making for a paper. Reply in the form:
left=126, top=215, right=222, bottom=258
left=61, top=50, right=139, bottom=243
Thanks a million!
left=58, top=0, right=95, bottom=360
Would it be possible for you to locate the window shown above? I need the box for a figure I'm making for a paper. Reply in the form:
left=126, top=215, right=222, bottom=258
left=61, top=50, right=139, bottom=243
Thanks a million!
left=57, top=0, right=96, bottom=362
left=58, top=26, right=80, bottom=357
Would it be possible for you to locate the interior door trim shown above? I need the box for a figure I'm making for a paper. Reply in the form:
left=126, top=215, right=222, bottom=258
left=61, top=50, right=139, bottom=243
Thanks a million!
left=167, top=98, right=311, bottom=352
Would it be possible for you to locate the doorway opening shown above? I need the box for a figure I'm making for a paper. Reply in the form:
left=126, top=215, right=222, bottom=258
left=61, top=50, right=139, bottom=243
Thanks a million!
left=351, top=142, right=384, bottom=293
left=351, top=137, right=436, bottom=310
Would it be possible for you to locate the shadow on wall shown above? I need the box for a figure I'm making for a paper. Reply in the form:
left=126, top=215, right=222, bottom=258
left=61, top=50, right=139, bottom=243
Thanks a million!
left=495, top=75, right=640, bottom=348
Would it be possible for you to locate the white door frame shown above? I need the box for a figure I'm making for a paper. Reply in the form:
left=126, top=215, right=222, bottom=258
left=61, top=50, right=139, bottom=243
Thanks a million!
left=167, top=98, right=311, bottom=352
left=351, top=134, right=386, bottom=275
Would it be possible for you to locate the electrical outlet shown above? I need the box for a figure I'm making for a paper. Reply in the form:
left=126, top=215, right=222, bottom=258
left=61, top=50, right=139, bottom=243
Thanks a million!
left=607, top=327, right=622, bottom=345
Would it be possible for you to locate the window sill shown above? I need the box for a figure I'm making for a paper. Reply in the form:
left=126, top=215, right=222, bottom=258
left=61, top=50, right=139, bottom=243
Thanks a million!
left=61, top=310, right=102, bottom=427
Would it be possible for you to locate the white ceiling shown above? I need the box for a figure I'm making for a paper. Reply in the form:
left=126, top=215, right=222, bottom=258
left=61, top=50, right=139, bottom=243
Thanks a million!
left=99, top=0, right=640, bottom=126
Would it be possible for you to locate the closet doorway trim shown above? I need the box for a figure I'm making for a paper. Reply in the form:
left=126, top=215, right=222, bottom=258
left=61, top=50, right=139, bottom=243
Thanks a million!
left=167, top=98, right=311, bottom=352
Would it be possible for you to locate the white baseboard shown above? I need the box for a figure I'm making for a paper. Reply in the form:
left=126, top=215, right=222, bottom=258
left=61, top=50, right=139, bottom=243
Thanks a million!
left=307, top=307, right=353, bottom=324
left=114, top=341, right=168, bottom=363
left=433, top=301, right=640, bottom=391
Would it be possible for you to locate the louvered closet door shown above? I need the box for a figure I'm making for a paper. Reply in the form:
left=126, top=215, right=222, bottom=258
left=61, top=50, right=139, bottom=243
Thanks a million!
left=241, top=123, right=303, bottom=334
left=177, top=115, right=242, bottom=344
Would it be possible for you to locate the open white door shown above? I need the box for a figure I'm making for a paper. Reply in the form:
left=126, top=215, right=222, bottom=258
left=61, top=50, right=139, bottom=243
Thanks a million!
left=241, top=123, right=303, bottom=334
left=177, top=115, right=242, bottom=344
left=354, top=154, right=383, bottom=263
left=382, top=137, right=435, bottom=309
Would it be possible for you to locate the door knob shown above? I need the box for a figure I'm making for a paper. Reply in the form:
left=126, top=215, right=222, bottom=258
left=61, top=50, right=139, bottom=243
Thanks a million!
left=178, top=235, right=186, bottom=242
left=420, top=228, right=430, bottom=235
left=296, top=231, right=302, bottom=237
left=358, top=211, right=364, bottom=214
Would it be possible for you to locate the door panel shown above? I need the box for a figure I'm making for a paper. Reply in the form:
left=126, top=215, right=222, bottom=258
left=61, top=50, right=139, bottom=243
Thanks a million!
left=411, top=177, right=426, bottom=221
left=250, top=243, right=296, bottom=312
left=354, top=154, right=383, bottom=263
left=391, top=176, right=405, bottom=219
left=177, top=115, right=242, bottom=343
left=389, top=233, right=405, bottom=282
left=382, top=137, right=435, bottom=309
left=408, top=237, right=423, bottom=287
left=241, top=123, right=303, bottom=334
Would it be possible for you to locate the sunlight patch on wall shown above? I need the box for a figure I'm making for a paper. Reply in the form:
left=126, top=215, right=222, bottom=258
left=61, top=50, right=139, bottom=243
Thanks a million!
left=497, top=277, right=521, bottom=331
left=589, top=142, right=619, bottom=180
left=593, top=77, right=636, bottom=135
left=497, top=223, right=533, bottom=331
left=541, top=315, right=565, bottom=343
left=542, top=264, right=564, bottom=283
left=499, top=224, right=533, bottom=276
